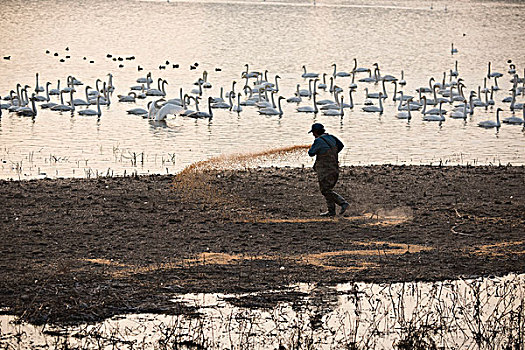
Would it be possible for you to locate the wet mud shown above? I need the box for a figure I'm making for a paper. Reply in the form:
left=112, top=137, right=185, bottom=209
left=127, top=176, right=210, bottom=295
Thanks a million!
left=1, top=165, right=524, bottom=325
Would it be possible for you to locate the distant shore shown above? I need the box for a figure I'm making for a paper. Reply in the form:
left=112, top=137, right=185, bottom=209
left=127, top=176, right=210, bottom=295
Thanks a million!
left=1, top=165, right=524, bottom=325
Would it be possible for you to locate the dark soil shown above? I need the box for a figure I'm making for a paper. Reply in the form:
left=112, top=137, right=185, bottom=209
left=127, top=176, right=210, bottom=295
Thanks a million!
left=1, top=165, right=524, bottom=325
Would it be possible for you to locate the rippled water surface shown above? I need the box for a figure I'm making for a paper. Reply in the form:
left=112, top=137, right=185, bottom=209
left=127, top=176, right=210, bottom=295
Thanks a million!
left=0, top=0, right=524, bottom=179
left=1, top=274, right=524, bottom=349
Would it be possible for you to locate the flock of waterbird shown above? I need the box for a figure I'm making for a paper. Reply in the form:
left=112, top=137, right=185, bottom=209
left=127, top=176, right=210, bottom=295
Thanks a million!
left=1, top=46, right=524, bottom=129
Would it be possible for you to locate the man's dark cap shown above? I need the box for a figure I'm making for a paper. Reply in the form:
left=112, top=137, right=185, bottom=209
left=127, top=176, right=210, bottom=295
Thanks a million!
left=308, top=123, right=324, bottom=133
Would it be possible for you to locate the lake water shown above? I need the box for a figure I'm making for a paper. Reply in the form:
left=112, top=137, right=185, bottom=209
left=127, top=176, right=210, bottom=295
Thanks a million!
left=1, top=273, right=524, bottom=349
left=0, top=0, right=524, bottom=180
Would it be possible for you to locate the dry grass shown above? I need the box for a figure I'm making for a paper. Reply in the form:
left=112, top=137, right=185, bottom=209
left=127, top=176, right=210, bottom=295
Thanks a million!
left=81, top=240, right=433, bottom=277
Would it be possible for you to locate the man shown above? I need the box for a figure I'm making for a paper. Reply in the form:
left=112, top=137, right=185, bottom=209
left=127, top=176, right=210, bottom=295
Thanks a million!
left=308, top=123, right=349, bottom=217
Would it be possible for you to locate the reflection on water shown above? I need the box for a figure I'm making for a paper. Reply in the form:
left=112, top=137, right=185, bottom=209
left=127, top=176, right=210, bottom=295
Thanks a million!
left=0, top=0, right=524, bottom=179
left=1, top=274, right=523, bottom=349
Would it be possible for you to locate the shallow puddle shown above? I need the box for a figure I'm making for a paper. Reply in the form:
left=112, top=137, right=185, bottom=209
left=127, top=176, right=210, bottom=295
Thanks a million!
left=1, top=274, right=523, bottom=349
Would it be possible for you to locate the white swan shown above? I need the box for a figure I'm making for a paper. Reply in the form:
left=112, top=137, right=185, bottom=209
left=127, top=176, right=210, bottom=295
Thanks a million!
left=40, top=83, right=58, bottom=109
left=392, top=81, right=414, bottom=102
left=478, top=108, right=502, bottom=128
left=318, top=73, right=328, bottom=90
left=287, top=84, right=302, bottom=103
left=297, top=92, right=318, bottom=113
left=417, top=77, right=434, bottom=94
left=88, top=79, right=102, bottom=97
left=49, top=80, right=61, bottom=95
left=358, top=69, right=376, bottom=83
left=487, top=62, right=503, bottom=79
left=33, top=80, right=50, bottom=102
left=34, top=73, right=44, bottom=93
left=16, top=94, right=37, bottom=117
left=190, top=79, right=202, bottom=96
left=366, top=79, right=387, bottom=99
left=423, top=101, right=446, bottom=121
left=78, top=96, right=102, bottom=116
left=231, top=93, right=243, bottom=113
left=180, top=95, right=197, bottom=116
left=147, top=78, right=167, bottom=96
left=106, top=74, right=115, bottom=92
left=362, top=93, right=383, bottom=113
left=396, top=98, right=413, bottom=120
left=352, top=58, right=369, bottom=73
left=70, top=85, right=91, bottom=106
left=61, top=76, right=75, bottom=93
left=298, top=79, right=314, bottom=97
left=399, top=71, right=406, bottom=86
left=90, top=83, right=110, bottom=105
left=51, top=90, right=75, bottom=112
left=71, top=76, right=83, bottom=86
left=397, top=92, right=420, bottom=111
left=147, top=99, right=164, bottom=119
left=348, top=73, right=357, bottom=90
left=153, top=102, right=184, bottom=121
left=323, top=96, right=344, bottom=116
left=241, top=64, right=259, bottom=79
left=332, top=63, right=350, bottom=78
left=492, top=76, right=500, bottom=91
left=449, top=100, right=468, bottom=119
left=240, top=86, right=257, bottom=106
left=187, top=97, right=214, bottom=118
left=211, top=91, right=232, bottom=109
left=258, top=96, right=284, bottom=116
left=136, top=72, right=153, bottom=84
left=502, top=107, right=524, bottom=125
left=118, top=92, right=136, bottom=103
left=202, top=71, right=212, bottom=89
left=127, top=106, right=149, bottom=116
left=301, top=65, right=319, bottom=78
left=257, top=88, right=277, bottom=108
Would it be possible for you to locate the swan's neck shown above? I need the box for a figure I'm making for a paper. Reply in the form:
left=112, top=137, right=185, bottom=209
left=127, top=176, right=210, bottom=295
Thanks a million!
left=70, top=91, right=75, bottom=111
left=392, top=82, right=397, bottom=101
left=31, top=97, right=37, bottom=116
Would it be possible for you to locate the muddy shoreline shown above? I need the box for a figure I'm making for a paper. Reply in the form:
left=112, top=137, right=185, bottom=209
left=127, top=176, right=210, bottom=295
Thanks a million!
left=1, top=165, right=524, bottom=325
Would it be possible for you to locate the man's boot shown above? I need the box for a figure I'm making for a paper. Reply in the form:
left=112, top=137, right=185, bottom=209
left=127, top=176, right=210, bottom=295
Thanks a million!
left=320, top=203, right=336, bottom=217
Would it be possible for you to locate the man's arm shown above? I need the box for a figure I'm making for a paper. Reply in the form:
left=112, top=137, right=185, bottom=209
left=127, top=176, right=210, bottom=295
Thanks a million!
left=308, top=139, right=320, bottom=157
